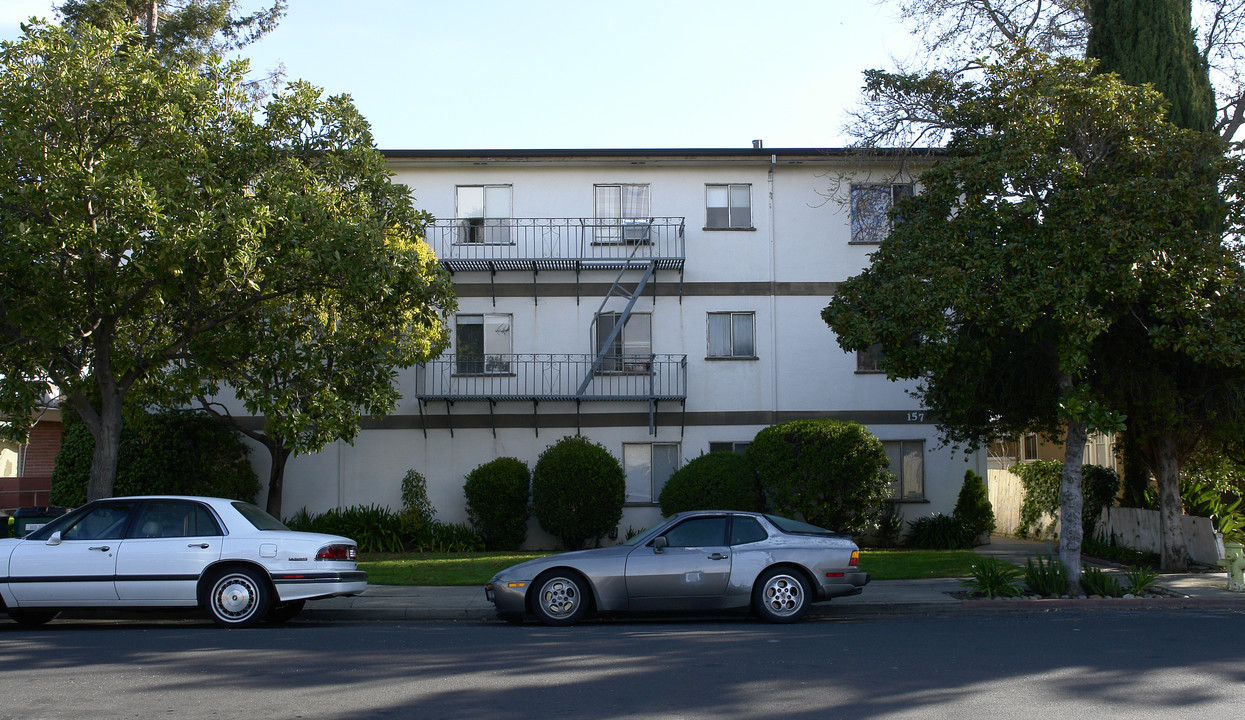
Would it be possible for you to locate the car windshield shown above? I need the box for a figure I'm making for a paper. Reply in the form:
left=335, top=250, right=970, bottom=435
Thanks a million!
left=764, top=514, right=838, bottom=536
left=232, top=501, right=290, bottom=531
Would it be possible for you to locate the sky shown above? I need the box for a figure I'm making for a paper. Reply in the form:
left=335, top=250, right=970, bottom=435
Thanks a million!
left=0, top=0, right=917, bottom=150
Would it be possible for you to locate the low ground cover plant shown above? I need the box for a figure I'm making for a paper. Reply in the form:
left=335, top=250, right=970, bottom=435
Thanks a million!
left=961, top=557, right=1023, bottom=598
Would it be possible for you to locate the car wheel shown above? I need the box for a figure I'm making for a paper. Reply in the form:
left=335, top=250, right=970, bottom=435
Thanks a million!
left=530, top=571, right=589, bottom=626
left=752, top=568, right=811, bottom=623
left=264, top=599, right=306, bottom=623
left=7, top=610, right=58, bottom=627
left=204, top=567, right=272, bottom=628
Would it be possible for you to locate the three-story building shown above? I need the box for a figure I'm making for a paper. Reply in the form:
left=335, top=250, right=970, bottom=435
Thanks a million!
left=258, top=147, right=983, bottom=544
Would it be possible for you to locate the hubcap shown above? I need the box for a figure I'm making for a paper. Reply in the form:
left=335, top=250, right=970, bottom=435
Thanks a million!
left=215, top=576, right=256, bottom=619
left=539, top=577, right=579, bottom=617
left=763, top=575, right=803, bottom=616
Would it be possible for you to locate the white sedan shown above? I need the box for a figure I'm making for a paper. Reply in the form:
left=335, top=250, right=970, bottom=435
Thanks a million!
left=0, top=496, right=367, bottom=628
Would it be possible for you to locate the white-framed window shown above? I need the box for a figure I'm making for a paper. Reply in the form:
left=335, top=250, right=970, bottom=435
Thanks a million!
left=705, top=184, right=751, bottom=229
left=850, top=183, right=912, bottom=243
left=709, top=441, right=751, bottom=454
left=856, top=342, right=884, bottom=373
left=595, top=311, right=651, bottom=372
left=455, top=313, right=512, bottom=374
left=456, top=185, right=512, bottom=244
left=707, top=311, right=755, bottom=358
left=624, top=441, right=681, bottom=504
left=594, top=184, right=651, bottom=243
left=883, top=440, right=924, bottom=500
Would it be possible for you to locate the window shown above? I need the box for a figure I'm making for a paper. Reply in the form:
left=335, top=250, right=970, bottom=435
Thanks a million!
left=456, top=313, right=512, bottom=374
left=595, top=312, right=651, bottom=372
left=130, top=500, right=222, bottom=538
left=661, top=516, right=728, bottom=547
left=706, top=184, right=751, bottom=229
left=624, top=442, right=680, bottom=504
left=709, top=441, right=750, bottom=454
left=730, top=516, right=768, bottom=545
left=456, top=185, right=512, bottom=243
left=883, top=440, right=924, bottom=500
left=594, top=184, right=651, bottom=243
left=850, top=184, right=912, bottom=243
left=707, top=312, right=755, bottom=358
left=856, top=343, right=884, bottom=373
left=1023, top=434, right=1039, bottom=462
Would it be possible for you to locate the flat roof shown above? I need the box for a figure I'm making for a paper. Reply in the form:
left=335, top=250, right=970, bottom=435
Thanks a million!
left=382, top=147, right=937, bottom=164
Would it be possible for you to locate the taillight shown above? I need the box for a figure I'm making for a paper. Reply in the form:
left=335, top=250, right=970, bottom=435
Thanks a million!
left=849, top=550, right=859, bottom=567
left=316, top=544, right=358, bottom=561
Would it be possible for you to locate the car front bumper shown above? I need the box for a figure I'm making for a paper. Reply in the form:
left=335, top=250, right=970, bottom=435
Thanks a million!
left=485, top=578, right=531, bottom=617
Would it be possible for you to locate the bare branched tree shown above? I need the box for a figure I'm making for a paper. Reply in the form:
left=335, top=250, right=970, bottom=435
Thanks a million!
left=867, top=0, right=1245, bottom=141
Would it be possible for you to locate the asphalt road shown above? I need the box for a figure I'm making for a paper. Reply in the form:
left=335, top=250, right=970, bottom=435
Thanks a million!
left=0, top=610, right=1241, bottom=719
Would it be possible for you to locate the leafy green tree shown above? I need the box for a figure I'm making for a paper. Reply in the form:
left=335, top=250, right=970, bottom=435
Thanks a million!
left=824, top=51, right=1243, bottom=586
left=1087, top=0, right=1216, bottom=132
left=58, top=0, right=286, bottom=68
left=183, top=83, right=454, bottom=518
left=746, top=419, right=891, bottom=533
left=0, top=22, right=451, bottom=502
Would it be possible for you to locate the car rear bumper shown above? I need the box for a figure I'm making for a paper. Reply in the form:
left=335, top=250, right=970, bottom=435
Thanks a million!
left=820, top=570, right=870, bottom=600
left=273, top=570, right=368, bottom=602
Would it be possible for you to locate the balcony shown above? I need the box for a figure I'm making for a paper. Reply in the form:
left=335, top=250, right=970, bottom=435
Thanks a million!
left=415, top=354, right=687, bottom=402
left=424, top=218, right=686, bottom=273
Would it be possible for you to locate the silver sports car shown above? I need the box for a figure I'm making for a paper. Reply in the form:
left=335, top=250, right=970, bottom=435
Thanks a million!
left=485, top=510, right=868, bottom=625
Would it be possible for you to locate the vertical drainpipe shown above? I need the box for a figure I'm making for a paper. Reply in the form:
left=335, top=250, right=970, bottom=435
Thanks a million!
left=768, top=154, right=779, bottom=424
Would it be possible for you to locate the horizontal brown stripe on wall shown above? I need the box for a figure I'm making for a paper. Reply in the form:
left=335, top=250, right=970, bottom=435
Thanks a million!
left=448, top=281, right=841, bottom=298
left=347, top=409, right=933, bottom=431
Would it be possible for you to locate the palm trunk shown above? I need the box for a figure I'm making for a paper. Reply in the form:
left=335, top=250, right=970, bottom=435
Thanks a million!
left=1154, top=432, right=1190, bottom=571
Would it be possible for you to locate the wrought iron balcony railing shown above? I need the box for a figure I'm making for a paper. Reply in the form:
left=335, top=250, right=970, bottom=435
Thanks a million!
left=424, top=218, right=685, bottom=272
left=414, top=354, right=687, bottom=402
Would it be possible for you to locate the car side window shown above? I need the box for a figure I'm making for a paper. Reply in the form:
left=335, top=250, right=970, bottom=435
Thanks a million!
left=730, top=516, right=768, bottom=546
left=661, top=517, right=728, bottom=547
left=129, top=500, right=224, bottom=539
left=60, top=502, right=138, bottom=541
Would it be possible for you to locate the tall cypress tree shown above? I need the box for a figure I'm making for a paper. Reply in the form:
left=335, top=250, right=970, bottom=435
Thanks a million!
left=1086, top=0, right=1215, bottom=132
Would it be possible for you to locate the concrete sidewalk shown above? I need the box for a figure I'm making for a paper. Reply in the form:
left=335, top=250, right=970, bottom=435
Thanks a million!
left=300, top=537, right=1245, bottom=623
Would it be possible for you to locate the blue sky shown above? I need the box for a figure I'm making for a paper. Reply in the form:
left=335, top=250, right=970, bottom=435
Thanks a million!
left=1, top=1, right=916, bottom=149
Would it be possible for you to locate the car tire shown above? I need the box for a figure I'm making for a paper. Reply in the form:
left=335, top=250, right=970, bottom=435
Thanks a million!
left=7, top=610, right=58, bottom=627
left=752, top=567, right=811, bottom=623
left=530, top=571, right=589, bottom=626
left=264, top=599, right=306, bottom=623
left=204, top=567, right=272, bottom=628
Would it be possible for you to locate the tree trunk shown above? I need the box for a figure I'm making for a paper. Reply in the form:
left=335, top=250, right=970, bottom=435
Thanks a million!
left=1154, top=432, right=1190, bottom=571
left=264, top=441, right=293, bottom=520
left=1059, top=418, right=1088, bottom=596
left=72, top=383, right=125, bottom=502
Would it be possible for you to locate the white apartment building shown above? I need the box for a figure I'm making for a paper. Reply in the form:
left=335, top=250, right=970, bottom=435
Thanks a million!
left=254, top=147, right=984, bottom=545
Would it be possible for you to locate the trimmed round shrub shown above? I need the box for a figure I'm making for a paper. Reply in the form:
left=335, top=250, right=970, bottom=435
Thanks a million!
left=953, top=469, right=995, bottom=540
left=747, top=419, right=890, bottom=533
left=659, top=451, right=761, bottom=516
left=531, top=435, right=624, bottom=550
left=464, top=457, right=531, bottom=550
left=51, top=409, right=259, bottom=506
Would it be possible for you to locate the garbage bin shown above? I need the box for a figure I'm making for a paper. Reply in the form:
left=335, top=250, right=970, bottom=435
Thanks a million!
left=11, top=506, right=67, bottom=537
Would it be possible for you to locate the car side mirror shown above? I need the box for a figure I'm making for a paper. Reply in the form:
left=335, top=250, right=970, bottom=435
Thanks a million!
left=652, top=536, right=668, bottom=554
left=46, top=531, right=62, bottom=546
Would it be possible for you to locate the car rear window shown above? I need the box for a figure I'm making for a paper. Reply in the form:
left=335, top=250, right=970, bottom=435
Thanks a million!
left=764, top=514, right=838, bottom=537
left=232, top=501, right=290, bottom=531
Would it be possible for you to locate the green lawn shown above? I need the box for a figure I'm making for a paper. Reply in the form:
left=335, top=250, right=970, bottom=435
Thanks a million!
left=359, top=548, right=984, bottom=586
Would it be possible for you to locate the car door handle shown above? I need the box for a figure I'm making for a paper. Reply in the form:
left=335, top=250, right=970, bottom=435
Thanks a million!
left=709, top=553, right=729, bottom=560
left=89, top=546, right=110, bottom=552
left=188, top=543, right=210, bottom=549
